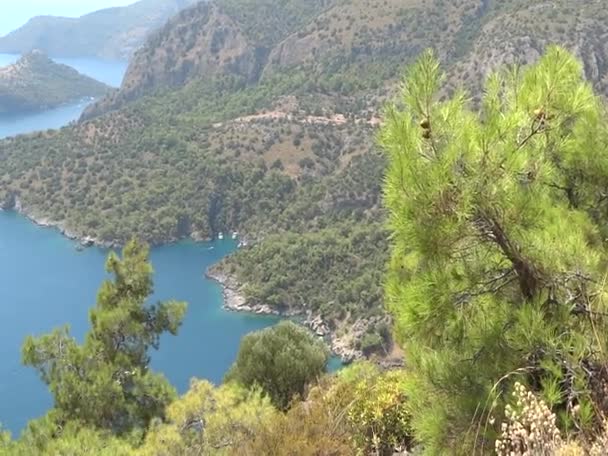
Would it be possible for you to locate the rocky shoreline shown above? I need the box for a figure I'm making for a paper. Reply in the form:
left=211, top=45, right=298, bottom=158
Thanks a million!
left=206, top=266, right=364, bottom=363
left=2, top=203, right=378, bottom=364
left=2, top=198, right=118, bottom=248
left=1, top=198, right=215, bottom=249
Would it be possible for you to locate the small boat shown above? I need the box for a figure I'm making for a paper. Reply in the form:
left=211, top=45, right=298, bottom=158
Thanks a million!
left=232, top=231, right=238, bottom=240
left=218, top=232, right=224, bottom=240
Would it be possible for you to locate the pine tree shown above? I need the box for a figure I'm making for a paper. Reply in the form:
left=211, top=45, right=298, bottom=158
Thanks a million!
left=22, top=240, right=187, bottom=436
left=380, top=47, right=608, bottom=454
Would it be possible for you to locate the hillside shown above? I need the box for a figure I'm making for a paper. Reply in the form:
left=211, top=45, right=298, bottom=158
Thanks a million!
left=0, top=51, right=110, bottom=115
left=0, top=0, right=199, bottom=60
left=2, top=0, right=608, bottom=356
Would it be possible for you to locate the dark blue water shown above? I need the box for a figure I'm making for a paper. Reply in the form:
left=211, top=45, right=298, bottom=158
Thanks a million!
left=0, top=211, right=279, bottom=434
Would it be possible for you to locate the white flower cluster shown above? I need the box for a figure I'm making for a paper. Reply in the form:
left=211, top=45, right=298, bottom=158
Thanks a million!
left=495, top=382, right=562, bottom=456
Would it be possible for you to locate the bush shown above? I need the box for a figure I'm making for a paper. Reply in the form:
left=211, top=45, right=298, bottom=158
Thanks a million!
left=225, top=321, right=329, bottom=409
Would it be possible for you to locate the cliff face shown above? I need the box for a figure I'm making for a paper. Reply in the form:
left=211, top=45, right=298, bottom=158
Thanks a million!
left=0, top=51, right=110, bottom=114
left=81, top=0, right=334, bottom=121
left=81, top=2, right=262, bottom=120
left=443, top=1, right=608, bottom=100
left=0, top=0, right=199, bottom=60
left=81, top=0, right=608, bottom=123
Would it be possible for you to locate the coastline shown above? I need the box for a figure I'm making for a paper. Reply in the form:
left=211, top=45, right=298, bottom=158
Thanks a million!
left=2, top=198, right=118, bottom=248
left=206, top=265, right=364, bottom=363
left=2, top=203, right=392, bottom=366
left=1, top=198, right=213, bottom=249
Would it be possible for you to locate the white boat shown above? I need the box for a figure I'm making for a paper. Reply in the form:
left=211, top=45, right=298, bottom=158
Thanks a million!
left=232, top=231, right=238, bottom=240
left=218, top=232, right=224, bottom=240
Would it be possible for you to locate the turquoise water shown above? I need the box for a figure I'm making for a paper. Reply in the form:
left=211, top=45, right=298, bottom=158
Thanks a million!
left=0, top=211, right=279, bottom=434
left=0, top=53, right=280, bottom=435
left=0, top=46, right=340, bottom=436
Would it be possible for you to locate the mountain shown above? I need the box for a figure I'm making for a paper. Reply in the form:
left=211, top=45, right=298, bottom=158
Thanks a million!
left=0, top=51, right=110, bottom=115
left=0, top=0, right=200, bottom=60
left=2, top=0, right=608, bottom=356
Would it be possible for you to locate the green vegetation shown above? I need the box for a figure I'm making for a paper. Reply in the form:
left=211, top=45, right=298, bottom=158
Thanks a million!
left=0, top=51, right=109, bottom=114
left=225, top=321, right=329, bottom=409
left=217, top=222, right=391, bottom=353
left=234, top=362, right=411, bottom=455
left=382, top=47, right=608, bottom=453
left=138, top=380, right=277, bottom=455
left=22, top=240, right=186, bottom=437
left=1, top=244, right=410, bottom=455
left=222, top=224, right=387, bottom=320
left=7, top=43, right=608, bottom=454
left=4, top=0, right=608, bottom=364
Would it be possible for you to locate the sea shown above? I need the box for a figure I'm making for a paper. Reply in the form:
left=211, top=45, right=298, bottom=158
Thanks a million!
left=0, top=53, right=282, bottom=435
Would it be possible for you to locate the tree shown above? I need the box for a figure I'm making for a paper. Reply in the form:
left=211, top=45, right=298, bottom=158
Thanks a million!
left=22, top=240, right=187, bottom=436
left=138, top=380, right=276, bottom=455
left=381, top=47, right=608, bottom=453
left=225, top=321, right=329, bottom=409
left=236, top=362, right=412, bottom=456
left=0, top=421, right=133, bottom=456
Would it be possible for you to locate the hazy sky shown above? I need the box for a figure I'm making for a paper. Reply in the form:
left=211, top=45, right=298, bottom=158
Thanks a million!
left=16, top=1, right=135, bottom=10
left=1, top=1, right=138, bottom=35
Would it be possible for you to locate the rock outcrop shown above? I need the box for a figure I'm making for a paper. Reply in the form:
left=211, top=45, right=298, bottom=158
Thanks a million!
left=81, top=2, right=264, bottom=120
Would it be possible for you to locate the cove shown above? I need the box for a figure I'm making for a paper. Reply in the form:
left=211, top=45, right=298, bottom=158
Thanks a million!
left=0, top=210, right=279, bottom=434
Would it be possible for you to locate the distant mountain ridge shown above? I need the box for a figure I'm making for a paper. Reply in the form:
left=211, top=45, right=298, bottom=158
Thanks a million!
left=0, top=51, right=110, bottom=115
left=0, top=0, right=200, bottom=60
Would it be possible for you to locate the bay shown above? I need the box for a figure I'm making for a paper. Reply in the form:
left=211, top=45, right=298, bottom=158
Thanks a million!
left=0, top=53, right=127, bottom=139
left=0, top=50, right=340, bottom=437
left=0, top=54, right=280, bottom=436
left=0, top=210, right=279, bottom=435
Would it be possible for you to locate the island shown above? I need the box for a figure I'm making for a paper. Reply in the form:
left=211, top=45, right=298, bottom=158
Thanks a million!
left=0, top=51, right=110, bottom=115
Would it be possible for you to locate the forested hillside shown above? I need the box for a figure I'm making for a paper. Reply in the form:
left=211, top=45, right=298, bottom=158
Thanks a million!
left=2, top=0, right=608, bottom=354
left=5, top=46, right=608, bottom=456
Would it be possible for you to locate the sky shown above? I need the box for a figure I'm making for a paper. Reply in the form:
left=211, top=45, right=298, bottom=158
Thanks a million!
left=1, top=1, right=137, bottom=35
